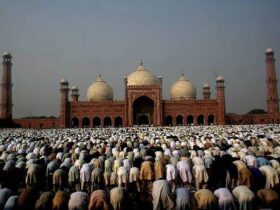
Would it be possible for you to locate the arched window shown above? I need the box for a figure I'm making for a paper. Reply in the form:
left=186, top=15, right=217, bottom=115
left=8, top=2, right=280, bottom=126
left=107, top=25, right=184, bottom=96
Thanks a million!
left=207, top=115, right=214, bottom=125
left=82, top=117, right=90, bottom=128
left=176, top=115, right=183, bottom=126
left=197, top=115, right=204, bottom=125
left=186, top=115, right=194, bottom=125
left=104, top=117, right=112, bottom=127
left=133, top=96, right=154, bottom=125
left=164, top=116, right=173, bottom=126
left=115, top=117, right=122, bottom=127
left=93, top=117, right=101, bottom=127
left=71, top=117, right=79, bottom=128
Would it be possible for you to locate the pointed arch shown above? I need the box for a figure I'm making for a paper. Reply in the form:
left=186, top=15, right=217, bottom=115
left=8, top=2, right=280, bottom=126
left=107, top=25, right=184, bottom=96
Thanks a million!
left=82, top=117, right=90, bottom=127
left=186, top=115, right=194, bottom=125
left=207, top=115, right=215, bottom=125
left=164, top=116, right=173, bottom=126
left=115, top=116, right=122, bottom=127
left=197, top=115, right=204, bottom=125
left=176, top=115, right=183, bottom=125
left=104, top=117, right=112, bottom=127
left=71, top=117, right=79, bottom=128
left=93, top=117, right=101, bottom=127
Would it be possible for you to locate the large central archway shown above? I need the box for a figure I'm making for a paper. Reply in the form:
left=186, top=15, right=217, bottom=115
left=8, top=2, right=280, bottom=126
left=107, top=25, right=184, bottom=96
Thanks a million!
left=133, top=96, right=154, bottom=125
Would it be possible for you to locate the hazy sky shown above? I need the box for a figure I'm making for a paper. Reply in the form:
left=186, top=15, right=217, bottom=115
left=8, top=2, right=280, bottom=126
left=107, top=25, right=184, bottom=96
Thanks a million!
left=0, top=0, right=280, bottom=118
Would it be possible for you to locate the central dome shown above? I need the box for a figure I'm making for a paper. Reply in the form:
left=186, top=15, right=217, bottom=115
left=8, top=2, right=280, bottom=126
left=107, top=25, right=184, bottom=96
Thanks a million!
left=87, top=75, right=113, bottom=101
left=170, top=74, right=197, bottom=100
left=127, top=62, right=158, bottom=86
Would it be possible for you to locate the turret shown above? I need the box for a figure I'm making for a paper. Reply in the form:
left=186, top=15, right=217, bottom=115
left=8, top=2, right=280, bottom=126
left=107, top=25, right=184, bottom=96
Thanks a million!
left=203, top=83, right=211, bottom=99
left=60, top=78, right=70, bottom=128
left=216, top=76, right=226, bottom=125
left=71, top=85, right=79, bottom=102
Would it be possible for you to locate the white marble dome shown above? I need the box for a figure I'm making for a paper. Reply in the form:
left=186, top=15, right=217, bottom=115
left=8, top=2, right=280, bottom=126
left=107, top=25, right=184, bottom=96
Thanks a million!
left=170, top=74, right=197, bottom=100
left=127, top=62, right=158, bottom=86
left=203, top=83, right=210, bottom=88
left=2, top=51, right=11, bottom=57
left=60, top=78, right=68, bottom=84
left=87, top=75, right=113, bottom=101
left=266, top=48, right=274, bottom=53
left=216, top=75, right=224, bottom=82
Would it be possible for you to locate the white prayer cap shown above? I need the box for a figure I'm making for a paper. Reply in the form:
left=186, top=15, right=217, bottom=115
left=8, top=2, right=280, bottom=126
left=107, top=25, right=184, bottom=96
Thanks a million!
left=240, top=148, right=248, bottom=153
left=18, top=149, right=25, bottom=155
left=181, top=142, right=187, bottom=147
left=0, top=145, right=6, bottom=152
left=155, top=151, right=163, bottom=159
left=74, top=159, right=84, bottom=168
left=133, top=148, right=139, bottom=154
left=170, top=141, right=175, bottom=149
left=172, top=150, right=179, bottom=157
left=164, top=149, right=171, bottom=156
left=190, top=150, right=197, bottom=158
left=26, top=152, right=36, bottom=160
left=231, top=152, right=238, bottom=158
left=75, top=147, right=80, bottom=155
left=220, top=151, right=226, bottom=156
left=204, top=150, right=212, bottom=156
left=56, top=152, right=63, bottom=160
left=134, top=152, right=140, bottom=159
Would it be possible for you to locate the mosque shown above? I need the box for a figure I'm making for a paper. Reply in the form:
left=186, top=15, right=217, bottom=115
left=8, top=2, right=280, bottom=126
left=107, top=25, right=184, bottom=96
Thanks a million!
left=0, top=49, right=279, bottom=128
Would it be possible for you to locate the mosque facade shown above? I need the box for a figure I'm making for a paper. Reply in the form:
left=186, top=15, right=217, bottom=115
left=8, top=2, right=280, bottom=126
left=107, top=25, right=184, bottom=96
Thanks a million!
left=56, top=60, right=226, bottom=128
left=0, top=49, right=279, bottom=128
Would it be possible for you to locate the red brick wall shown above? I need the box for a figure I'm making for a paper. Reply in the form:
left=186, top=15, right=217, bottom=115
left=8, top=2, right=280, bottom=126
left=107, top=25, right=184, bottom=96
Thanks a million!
left=13, top=118, right=60, bottom=128
left=162, top=99, right=219, bottom=125
left=226, top=114, right=280, bottom=125
left=70, top=100, right=126, bottom=127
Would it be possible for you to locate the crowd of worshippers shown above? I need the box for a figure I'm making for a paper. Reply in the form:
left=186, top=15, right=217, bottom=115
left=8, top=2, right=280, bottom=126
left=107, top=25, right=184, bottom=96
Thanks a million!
left=0, top=125, right=280, bottom=210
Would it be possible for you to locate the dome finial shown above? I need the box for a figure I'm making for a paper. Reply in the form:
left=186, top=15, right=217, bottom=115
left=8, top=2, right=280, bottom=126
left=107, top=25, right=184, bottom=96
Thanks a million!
left=140, top=59, right=143, bottom=66
left=96, top=73, right=103, bottom=82
left=181, top=69, right=184, bottom=76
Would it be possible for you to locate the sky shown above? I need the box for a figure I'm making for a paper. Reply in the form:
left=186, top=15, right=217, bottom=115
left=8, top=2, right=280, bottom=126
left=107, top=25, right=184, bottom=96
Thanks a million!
left=0, top=0, right=280, bottom=118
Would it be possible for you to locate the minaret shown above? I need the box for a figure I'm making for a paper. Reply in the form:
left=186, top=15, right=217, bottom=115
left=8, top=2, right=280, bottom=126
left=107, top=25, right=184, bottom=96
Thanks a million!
left=265, top=48, right=279, bottom=114
left=0, top=52, right=13, bottom=120
left=71, top=85, right=79, bottom=102
left=216, top=76, right=226, bottom=125
left=203, top=83, right=211, bottom=99
left=60, top=78, right=70, bottom=128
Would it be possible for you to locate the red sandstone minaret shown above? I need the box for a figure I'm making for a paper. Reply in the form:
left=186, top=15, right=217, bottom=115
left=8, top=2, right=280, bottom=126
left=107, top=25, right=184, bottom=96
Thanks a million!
left=60, top=78, right=70, bottom=128
left=216, top=76, right=226, bottom=125
left=0, top=52, right=13, bottom=120
left=203, top=83, right=211, bottom=99
left=265, top=48, right=279, bottom=114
